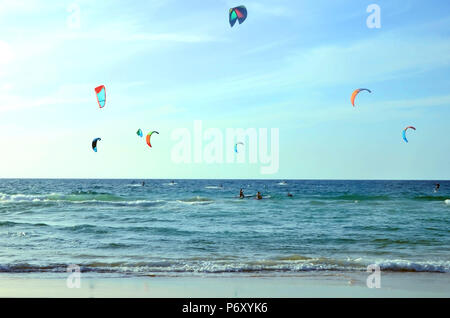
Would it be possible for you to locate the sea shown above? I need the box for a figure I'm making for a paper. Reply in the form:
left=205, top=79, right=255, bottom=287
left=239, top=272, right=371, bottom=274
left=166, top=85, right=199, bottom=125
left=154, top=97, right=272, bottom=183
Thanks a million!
left=0, top=179, right=449, bottom=277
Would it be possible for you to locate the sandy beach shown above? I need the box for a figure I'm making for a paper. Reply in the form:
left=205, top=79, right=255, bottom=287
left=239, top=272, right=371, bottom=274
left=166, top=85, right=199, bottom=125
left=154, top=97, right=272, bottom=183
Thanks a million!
left=1, top=272, right=449, bottom=298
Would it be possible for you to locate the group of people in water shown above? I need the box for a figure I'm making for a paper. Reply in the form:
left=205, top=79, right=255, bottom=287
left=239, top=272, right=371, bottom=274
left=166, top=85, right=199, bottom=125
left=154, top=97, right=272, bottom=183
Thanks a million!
left=136, top=182, right=442, bottom=198
left=239, top=188, right=263, bottom=200
left=239, top=188, right=293, bottom=200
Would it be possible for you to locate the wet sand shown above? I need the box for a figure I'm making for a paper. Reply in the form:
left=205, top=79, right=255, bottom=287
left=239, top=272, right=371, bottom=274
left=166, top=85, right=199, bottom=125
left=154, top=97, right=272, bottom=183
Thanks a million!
left=1, top=272, right=449, bottom=298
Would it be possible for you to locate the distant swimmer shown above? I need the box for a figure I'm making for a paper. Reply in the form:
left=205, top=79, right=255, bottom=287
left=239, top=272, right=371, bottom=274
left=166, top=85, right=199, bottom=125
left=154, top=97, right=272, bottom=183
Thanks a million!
left=142, top=181, right=145, bottom=186
left=239, top=188, right=244, bottom=199
left=256, top=192, right=262, bottom=200
left=435, top=183, right=440, bottom=192
left=287, top=192, right=293, bottom=197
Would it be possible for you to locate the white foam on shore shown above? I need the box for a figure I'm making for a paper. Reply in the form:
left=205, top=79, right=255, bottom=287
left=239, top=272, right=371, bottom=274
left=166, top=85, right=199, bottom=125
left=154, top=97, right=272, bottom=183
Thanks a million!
left=376, top=260, right=450, bottom=273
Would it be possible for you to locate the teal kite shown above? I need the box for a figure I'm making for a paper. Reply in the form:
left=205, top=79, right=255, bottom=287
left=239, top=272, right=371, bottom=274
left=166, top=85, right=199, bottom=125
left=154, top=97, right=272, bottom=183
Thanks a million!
left=402, top=126, right=416, bottom=143
left=92, top=138, right=101, bottom=152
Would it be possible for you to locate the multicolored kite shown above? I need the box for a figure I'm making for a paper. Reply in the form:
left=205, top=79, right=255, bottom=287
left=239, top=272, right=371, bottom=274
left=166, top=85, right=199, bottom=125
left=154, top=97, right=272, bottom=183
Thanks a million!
left=229, top=6, right=247, bottom=27
left=95, top=85, right=106, bottom=108
left=146, top=131, right=159, bottom=148
left=351, top=88, right=371, bottom=107
left=402, top=126, right=416, bottom=143
left=136, top=129, right=143, bottom=137
left=92, top=138, right=101, bottom=152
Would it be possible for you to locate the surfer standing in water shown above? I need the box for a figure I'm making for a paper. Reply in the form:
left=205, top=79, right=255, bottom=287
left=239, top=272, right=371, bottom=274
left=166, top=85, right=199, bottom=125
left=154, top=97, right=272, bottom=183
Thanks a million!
left=256, top=192, right=262, bottom=200
left=435, top=183, right=440, bottom=192
left=239, top=189, right=244, bottom=199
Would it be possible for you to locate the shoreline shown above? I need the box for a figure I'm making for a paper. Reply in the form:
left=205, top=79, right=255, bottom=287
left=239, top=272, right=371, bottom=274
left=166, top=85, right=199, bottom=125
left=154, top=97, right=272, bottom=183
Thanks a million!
left=0, top=178, right=449, bottom=181
left=1, top=272, right=449, bottom=298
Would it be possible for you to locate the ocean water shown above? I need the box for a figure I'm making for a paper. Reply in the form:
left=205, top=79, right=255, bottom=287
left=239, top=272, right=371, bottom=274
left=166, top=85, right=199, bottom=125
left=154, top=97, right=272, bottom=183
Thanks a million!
left=0, top=179, right=449, bottom=277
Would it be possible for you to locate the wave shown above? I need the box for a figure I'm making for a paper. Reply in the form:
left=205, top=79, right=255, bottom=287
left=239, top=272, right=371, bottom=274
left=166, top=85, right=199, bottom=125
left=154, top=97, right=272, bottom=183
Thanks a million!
left=177, top=196, right=214, bottom=205
left=377, top=260, right=450, bottom=273
left=413, top=195, right=449, bottom=202
left=0, top=192, right=166, bottom=207
left=274, top=254, right=312, bottom=261
left=0, top=193, right=57, bottom=203
left=0, top=192, right=122, bottom=202
left=332, top=194, right=391, bottom=201
left=306, top=194, right=450, bottom=203
left=1, top=257, right=448, bottom=274
left=100, top=243, right=134, bottom=249
left=298, top=194, right=392, bottom=203
left=0, top=221, right=49, bottom=228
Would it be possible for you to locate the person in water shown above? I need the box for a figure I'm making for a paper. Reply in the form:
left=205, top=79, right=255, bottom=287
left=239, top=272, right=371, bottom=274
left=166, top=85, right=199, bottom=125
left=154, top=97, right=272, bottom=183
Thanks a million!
left=287, top=192, right=293, bottom=197
left=239, top=189, right=244, bottom=198
left=256, top=192, right=262, bottom=200
left=435, top=183, right=440, bottom=191
left=142, top=181, right=145, bottom=186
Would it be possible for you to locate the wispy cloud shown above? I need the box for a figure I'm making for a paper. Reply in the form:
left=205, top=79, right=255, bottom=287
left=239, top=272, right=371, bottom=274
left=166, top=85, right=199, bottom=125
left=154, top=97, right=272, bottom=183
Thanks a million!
left=0, top=94, right=88, bottom=113
left=124, top=29, right=450, bottom=111
left=372, top=94, right=450, bottom=110
left=59, top=31, right=219, bottom=43
left=0, top=0, right=40, bottom=14
left=0, top=40, right=13, bottom=65
left=245, top=1, right=293, bottom=18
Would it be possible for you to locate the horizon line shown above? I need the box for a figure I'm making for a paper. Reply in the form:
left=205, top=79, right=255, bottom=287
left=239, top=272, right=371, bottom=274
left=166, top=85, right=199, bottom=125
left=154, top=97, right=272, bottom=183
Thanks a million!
left=0, top=178, right=448, bottom=181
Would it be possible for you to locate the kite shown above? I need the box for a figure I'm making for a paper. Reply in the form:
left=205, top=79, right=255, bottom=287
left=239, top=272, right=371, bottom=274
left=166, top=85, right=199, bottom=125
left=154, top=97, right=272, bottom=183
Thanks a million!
left=351, top=88, right=371, bottom=107
left=95, top=85, right=106, bottom=108
left=146, top=131, right=159, bottom=148
left=136, top=129, right=143, bottom=137
left=402, top=126, right=416, bottom=143
left=92, top=138, right=101, bottom=152
left=229, top=6, right=247, bottom=27
left=234, top=142, right=244, bottom=153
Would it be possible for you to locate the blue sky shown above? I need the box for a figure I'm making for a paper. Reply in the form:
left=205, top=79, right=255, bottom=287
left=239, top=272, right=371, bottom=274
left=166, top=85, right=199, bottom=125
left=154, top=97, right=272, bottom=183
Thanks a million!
left=0, top=0, right=449, bottom=179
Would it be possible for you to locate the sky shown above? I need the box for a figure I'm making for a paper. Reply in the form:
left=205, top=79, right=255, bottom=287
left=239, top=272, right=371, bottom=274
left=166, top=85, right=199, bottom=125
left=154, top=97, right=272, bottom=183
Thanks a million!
left=0, top=0, right=449, bottom=179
